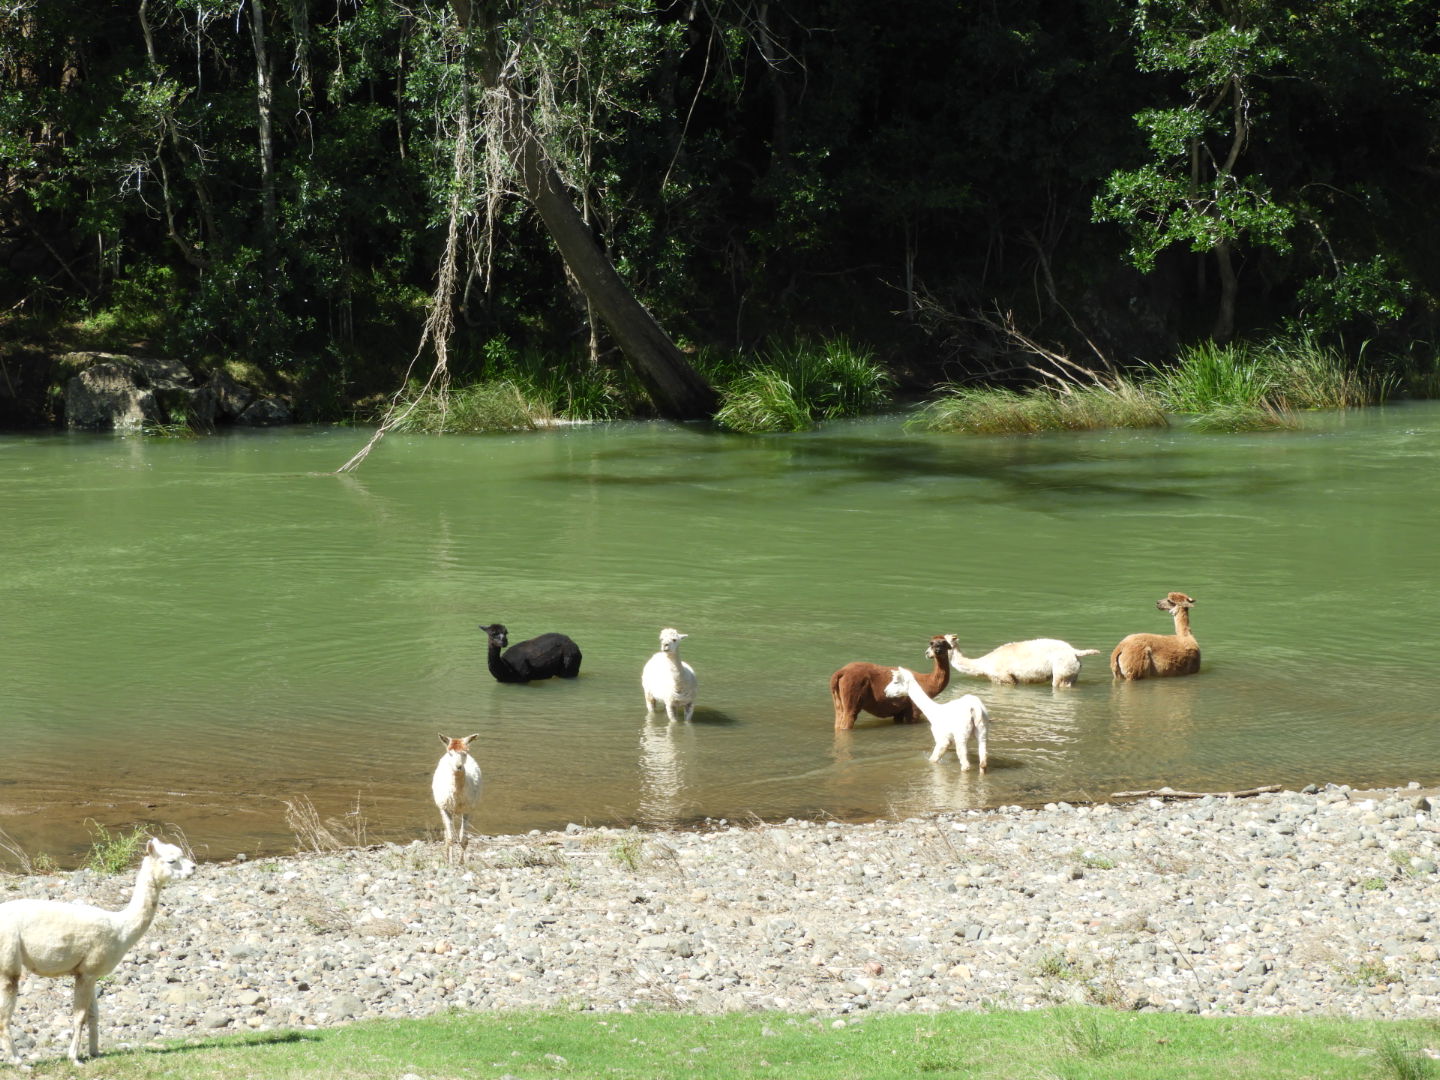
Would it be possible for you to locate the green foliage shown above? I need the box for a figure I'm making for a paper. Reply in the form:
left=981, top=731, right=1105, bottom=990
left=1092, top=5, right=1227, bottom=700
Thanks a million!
left=82, top=822, right=148, bottom=876
left=911, top=382, right=1166, bottom=435
left=1145, top=334, right=1387, bottom=429
left=1144, top=341, right=1276, bottom=413
left=390, top=380, right=552, bottom=434
left=713, top=339, right=894, bottom=433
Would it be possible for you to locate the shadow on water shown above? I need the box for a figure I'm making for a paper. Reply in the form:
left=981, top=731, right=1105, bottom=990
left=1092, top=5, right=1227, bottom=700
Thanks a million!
left=527, top=423, right=1300, bottom=505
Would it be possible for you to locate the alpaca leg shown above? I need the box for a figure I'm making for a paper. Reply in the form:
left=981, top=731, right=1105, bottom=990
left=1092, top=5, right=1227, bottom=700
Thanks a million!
left=84, top=990, right=98, bottom=1065
left=975, top=717, right=989, bottom=773
left=68, top=975, right=97, bottom=1064
left=929, top=729, right=946, bottom=763
left=438, top=808, right=454, bottom=863
left=457, top=814, right=469, bottom=861
left=683, top=702, right=694, bottom=723
left=0, top=974, right=20, bottom=1066
left=664, top=701, right=678, bottom=723
left=644, top=693, right=657, bottom=714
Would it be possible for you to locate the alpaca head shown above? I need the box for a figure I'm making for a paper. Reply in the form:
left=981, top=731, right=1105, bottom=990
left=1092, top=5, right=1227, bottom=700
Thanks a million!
left=924, top=635, right=951, bottom=661
left=437, top=733, right=480, bottom=773
left=883, top=666, right=916, bottom=699
left=478, top=624, right=509, bottom=649
left=145, top=838, right=195, bottom=885
left=942, top=633, right=963, bottom=655
left=1156, top=592, right=1195, bottom=614
left=658, top=627, right=688, bottom=654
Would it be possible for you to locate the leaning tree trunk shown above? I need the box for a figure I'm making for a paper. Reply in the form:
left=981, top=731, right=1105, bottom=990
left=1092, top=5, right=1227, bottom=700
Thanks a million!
left=459, top=0, right=715, bottom=420
left=512, top=133, right=716, bottom=419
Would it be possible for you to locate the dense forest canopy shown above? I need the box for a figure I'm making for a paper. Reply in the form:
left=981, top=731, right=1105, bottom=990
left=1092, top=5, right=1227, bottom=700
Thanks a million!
left=2, top=0, right=1438, bottom=421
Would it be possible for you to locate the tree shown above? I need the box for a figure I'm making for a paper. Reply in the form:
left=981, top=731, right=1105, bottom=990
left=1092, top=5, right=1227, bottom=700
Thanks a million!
left=1093, top=0, right=1294, bottom=342
left=457, top=0, right=714, bottom=420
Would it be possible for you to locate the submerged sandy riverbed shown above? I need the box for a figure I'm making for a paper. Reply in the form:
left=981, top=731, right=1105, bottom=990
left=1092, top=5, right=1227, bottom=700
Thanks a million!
left=1, top=783, right=1437, bottom=1064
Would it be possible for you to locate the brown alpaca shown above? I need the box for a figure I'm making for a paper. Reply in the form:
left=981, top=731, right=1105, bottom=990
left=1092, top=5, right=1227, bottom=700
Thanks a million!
left=1110, top=592, right=1201, bottom=680
left=831, top=636, right=951, bottom=730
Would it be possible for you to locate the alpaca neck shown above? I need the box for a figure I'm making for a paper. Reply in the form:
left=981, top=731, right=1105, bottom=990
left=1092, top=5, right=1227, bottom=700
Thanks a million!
left=950, top=653, right=987, bottom=678
left=1172, top=608, right=1194, bottom=639
left=486, top=643, right=516, bottom=679
left=450, top=762, right=469, bottom=800
left=921, top=648, right=951, bottom=693
left=117, top=859, right=163, bottom=948
left=901, top=674, right=938, bottom=717
left=664, top=650, right=684, bottom=671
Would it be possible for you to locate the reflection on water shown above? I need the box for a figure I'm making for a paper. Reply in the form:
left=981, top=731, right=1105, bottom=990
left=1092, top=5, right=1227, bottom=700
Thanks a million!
left=637, top=718, right=688, bottom=827
left=3, top=406, right=1440, bottom=860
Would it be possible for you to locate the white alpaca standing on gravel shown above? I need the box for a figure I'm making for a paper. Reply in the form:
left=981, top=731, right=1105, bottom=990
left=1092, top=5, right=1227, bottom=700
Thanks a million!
left=885, top=666, right=991, bottom=771
left=0, top=837, right=195, bottom=1066
left=642, top=627, right=698, bottom=722
left=432, top=733, right=483, bottom=864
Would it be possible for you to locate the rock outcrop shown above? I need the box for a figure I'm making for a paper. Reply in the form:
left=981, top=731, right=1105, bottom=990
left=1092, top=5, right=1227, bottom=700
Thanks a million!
left=61, top=352, right=288, bottom=432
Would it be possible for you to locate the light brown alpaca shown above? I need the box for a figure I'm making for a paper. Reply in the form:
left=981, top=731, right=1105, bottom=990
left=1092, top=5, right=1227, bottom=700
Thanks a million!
left=830, top=636, right=951, bottom=730
left=1110, top=592, right=1201, bottom=680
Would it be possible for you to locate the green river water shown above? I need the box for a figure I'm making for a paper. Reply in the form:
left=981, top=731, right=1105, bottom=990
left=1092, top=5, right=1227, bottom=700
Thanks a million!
left=2, top=404, right=1438, bottom=863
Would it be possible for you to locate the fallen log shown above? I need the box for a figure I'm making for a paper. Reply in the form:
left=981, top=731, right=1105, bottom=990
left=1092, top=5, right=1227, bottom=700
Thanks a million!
left=1110, top=784, right=1282, bottom=801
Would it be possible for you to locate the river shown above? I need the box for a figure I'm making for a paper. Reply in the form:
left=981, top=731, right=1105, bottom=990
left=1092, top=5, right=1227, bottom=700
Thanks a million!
left=2, top=404, right=1438, bottom=863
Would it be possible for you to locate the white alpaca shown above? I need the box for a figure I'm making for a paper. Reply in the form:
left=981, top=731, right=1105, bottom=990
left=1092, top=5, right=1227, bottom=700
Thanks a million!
left=885, top=666, right=991, bottom=770
left=432, top=733, right=483, bottom=864
left=941, top=633, right=1100, bottom=689
left=642, top=627, right=698, bottom=723
left=0, top=837, right=195, bottom=1066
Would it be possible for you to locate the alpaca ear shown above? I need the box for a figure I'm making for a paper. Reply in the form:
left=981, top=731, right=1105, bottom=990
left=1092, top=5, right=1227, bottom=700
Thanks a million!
left=146, top=837, right=160, bottom=856
left=438, top=733, right=451, bottom=746
left=463, top=733, right=481, bottom=745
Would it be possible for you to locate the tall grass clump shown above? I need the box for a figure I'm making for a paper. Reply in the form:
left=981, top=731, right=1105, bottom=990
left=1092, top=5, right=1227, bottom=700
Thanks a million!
left=1145, top=340, right=1275, bottom=414
left=83, top=822, right=148, bottom=875
left=1262, top=331, right=1393, bottom=408
left=911, top=379, right=1165, bottom=434
left=390, top=378, right=554, bottom=434
left=713, top=338, right=894, bottom=433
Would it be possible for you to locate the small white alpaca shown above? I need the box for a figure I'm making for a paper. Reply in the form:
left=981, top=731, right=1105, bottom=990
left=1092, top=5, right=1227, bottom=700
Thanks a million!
left=0, top=837, right=195, bottom=1066
left=941, top=633, right=1100, bottom=689
left=432, top=733, right=483, bottom=864
left=642, top=627, right=698, bottom=722
left=885, top=666, right=991, bottom=770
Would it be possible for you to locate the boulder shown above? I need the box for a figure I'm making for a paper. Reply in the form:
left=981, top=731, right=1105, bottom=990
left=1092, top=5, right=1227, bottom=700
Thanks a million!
left=64, top=357, right=165, bottom=431
left=62, top=352, right=274, bottom=431
left=236, top=396, right=292, bottom=426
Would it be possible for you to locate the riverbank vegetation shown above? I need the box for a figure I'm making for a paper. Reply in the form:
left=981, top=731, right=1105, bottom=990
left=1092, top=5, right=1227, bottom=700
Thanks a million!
left=909, top=332, right=1397, bottom=434
left=14, top=1008, right=1440, bottom=1080
left=3, top=2, right=1440, bottom=434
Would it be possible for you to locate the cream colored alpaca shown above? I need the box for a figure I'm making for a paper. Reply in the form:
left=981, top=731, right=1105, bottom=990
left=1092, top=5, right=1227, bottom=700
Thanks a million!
left=642, top=628, right=698, bottom=723
left=0, top=838, right=195, bottom=1066
left=432, top=734, right=483, bottom=864
left=1110, top=591, right=1201, bottom=680
left=884, top=666, right=991, bottom=771
left=941, top=634, right=1100, bottom=689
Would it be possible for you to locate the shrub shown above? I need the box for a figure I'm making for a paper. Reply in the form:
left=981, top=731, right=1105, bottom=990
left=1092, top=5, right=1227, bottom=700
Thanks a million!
left=910, top=380, right=1165, bottom=434
left=714, top=338, right=894, bottom=433
left=391, top=379, right=553, bottom=433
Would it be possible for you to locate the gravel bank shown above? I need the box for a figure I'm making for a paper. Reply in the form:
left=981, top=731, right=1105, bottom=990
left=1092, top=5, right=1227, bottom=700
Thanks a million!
left=3, top=783, right=1438, bottom=1060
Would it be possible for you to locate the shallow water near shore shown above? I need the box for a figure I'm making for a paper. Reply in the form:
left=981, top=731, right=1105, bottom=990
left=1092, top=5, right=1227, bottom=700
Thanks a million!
left=3, top=403, right=1439, bottom=863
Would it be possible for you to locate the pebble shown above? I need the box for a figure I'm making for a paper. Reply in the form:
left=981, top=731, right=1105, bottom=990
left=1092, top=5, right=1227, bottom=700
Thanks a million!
left=2, top=785, right=1439, bottom=1060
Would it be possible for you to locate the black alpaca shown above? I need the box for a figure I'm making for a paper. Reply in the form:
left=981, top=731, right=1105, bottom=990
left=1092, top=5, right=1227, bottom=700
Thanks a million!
left=479, top=623, right=583, bottom=683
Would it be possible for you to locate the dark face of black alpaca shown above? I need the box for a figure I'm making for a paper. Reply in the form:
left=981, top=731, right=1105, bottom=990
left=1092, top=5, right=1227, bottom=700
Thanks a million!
left=479, top=624, right=509, bottom=650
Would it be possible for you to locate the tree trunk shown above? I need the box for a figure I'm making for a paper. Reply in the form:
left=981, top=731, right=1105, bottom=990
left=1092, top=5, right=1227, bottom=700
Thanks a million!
left=248, top=0, right=277, bottom=278
left=513, top=134, right=716, bottom=419
left=1212, top=240, right=1237, bottom=342
left=457, top=0, right=716, bottom=420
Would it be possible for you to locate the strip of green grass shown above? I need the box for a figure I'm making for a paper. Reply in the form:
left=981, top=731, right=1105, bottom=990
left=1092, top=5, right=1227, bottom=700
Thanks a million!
left=24, top=1008, right=1440, bottom=1080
